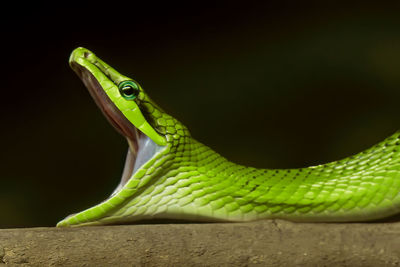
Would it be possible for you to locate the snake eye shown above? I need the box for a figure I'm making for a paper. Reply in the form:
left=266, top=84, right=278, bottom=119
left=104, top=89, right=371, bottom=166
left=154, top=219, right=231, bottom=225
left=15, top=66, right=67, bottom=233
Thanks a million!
left=118, top=81, right=140, bottom=100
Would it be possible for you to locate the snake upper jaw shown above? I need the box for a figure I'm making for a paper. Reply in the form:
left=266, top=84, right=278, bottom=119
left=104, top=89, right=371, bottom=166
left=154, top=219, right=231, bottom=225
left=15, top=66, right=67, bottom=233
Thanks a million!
left=70, top=58, right=159, bottom=178
left=71, top=61, right=133, bottom=131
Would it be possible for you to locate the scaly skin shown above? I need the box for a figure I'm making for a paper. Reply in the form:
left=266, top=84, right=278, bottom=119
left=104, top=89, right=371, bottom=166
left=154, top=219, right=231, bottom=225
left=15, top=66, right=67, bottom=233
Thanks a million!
left=57, top=47, right=400, bottom=227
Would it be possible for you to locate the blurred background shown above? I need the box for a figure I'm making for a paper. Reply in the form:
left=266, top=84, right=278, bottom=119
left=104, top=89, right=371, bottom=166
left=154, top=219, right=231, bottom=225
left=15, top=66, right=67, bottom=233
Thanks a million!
left=1, top=2, right=400, bottom=228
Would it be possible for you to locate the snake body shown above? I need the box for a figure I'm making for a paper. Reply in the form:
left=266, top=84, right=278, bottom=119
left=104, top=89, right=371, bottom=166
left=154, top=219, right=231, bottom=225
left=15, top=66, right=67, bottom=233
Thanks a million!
left=57, top=47, right=400, bottom=227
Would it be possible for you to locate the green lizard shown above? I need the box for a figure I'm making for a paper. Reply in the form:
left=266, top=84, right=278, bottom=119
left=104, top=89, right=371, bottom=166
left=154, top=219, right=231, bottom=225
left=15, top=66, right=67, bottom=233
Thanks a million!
left=57, top=47, right=400, bottom=227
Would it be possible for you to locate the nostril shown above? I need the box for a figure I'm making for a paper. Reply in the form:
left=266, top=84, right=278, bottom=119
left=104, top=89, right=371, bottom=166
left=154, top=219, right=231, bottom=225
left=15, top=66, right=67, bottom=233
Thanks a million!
left=84, top=52, right=90, bottom=58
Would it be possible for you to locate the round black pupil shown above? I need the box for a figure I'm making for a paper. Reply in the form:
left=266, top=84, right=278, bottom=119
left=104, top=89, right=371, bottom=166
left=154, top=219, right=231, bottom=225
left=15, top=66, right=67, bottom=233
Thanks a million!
left=122, top=86, right=135, bottom=96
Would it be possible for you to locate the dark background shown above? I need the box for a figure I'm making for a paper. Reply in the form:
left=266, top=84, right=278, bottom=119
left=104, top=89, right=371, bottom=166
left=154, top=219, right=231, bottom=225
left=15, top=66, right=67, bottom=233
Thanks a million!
left=2, top=2, right=400, bottom=228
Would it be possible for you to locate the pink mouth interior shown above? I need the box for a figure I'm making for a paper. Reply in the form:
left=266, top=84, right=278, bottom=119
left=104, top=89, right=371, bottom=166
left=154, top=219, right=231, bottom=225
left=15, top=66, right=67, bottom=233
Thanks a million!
left=70, top=62, right=141, bottom=153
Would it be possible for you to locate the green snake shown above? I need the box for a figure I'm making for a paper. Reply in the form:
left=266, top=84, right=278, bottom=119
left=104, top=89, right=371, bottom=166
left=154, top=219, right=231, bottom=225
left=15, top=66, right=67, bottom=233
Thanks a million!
left=57, top=47, right=400, bottom=227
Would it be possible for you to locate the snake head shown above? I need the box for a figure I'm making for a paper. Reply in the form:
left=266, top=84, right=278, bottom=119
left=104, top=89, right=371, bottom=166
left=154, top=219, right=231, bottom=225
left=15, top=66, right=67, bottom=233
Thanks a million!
left=57, top=47, right=189, bottom=226
left=68, top=47, right=173, bottom=146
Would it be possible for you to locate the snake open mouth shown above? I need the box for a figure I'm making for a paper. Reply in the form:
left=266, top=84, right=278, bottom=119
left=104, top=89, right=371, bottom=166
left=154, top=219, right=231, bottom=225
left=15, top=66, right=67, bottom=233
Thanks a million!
left=69, top=55, right=161, bottom=197
left=58, top=47, right=170, bottom=227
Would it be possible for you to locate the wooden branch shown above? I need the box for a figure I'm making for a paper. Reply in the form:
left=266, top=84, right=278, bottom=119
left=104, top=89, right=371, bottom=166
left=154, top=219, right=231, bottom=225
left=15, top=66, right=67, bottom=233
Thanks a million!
left=1, top=220, right=399, bottom=266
